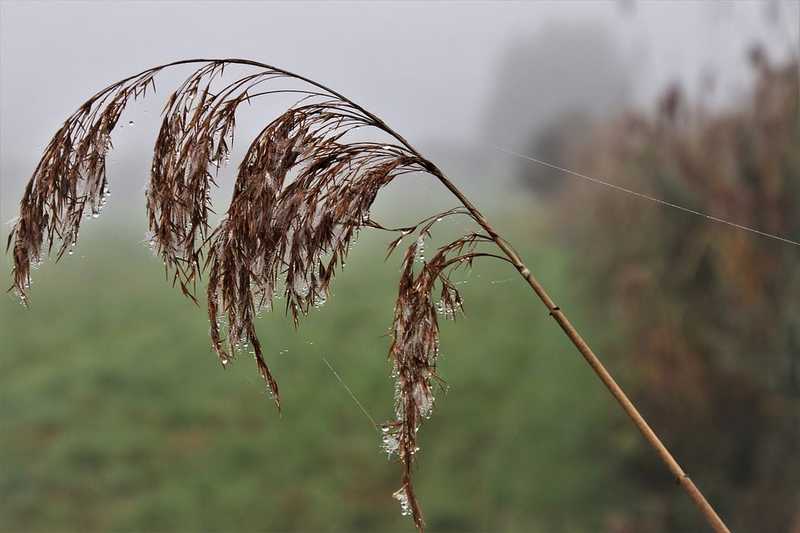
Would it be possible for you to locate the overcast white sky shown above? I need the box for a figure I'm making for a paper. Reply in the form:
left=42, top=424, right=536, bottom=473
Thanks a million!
left=1, top=1, right=797, bottom=223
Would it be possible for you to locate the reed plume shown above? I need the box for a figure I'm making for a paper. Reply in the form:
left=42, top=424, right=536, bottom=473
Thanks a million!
left=7, top=58, right=731, bottom=533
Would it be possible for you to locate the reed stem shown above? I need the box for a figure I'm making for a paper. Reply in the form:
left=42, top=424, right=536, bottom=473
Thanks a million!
left=430, top=169, right=732, bottom=533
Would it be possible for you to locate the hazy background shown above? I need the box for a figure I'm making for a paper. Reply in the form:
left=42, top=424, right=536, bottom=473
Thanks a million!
left=1, top=1, right=795, bottom=213
left=1, top=1, right=799, bottom=532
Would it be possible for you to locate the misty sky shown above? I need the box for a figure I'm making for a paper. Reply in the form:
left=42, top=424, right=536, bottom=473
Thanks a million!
left=1, top=1, right=797, bottom=224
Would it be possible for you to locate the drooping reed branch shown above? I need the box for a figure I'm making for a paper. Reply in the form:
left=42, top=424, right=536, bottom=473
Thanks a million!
left=6, top=59, right=730, bottom=533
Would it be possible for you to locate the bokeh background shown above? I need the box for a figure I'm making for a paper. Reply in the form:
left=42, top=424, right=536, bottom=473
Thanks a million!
left=1, top=2, right=798, bottom=532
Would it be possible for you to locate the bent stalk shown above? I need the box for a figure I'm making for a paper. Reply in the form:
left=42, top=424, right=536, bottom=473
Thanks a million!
left=442, top=173, right=731, bottom=533
left=8, top=58, right=731, bottom=533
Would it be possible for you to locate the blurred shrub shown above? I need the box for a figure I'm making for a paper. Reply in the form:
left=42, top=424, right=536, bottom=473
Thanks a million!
left=517, top=110, right=594, bottom=196
left=554, top=51, right=800, bottom=532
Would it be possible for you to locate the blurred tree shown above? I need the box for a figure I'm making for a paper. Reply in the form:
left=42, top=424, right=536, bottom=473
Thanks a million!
left=482, top=21, right=632, bottom=195
left=482, top=21, right=632, bottom=152
left=555, top=50, right=800, bottom=532
left=516, top=110, right=592, bottom=196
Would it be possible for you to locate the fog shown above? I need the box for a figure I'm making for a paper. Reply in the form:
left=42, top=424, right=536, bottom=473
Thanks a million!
left=1, top=1, right=796, bottom=222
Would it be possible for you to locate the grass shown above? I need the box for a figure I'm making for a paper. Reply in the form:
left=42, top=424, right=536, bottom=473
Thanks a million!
left=1, top=217, right=627, bottom=532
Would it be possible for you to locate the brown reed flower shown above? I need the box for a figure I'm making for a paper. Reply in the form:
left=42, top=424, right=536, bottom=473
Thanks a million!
left=7, top=59, right=501, bottom=530
left=7, top=58, right=732, bottom=533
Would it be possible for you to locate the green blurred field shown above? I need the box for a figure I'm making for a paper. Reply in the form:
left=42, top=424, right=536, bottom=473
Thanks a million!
left=1, top=218, right=629, bottom=532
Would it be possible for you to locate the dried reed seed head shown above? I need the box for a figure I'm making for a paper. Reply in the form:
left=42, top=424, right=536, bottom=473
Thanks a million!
left=203, top=102, right=429, bottom=404
left=380, top=233, right=478, bottom=529
left=8, top=59, right=496, bottom=532
left=8, top=69, right=158, bottom=301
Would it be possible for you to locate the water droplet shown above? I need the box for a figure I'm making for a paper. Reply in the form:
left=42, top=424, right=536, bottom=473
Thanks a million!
left=392, top=486, right=412, bottom=517
left=293, top=280, right=310, bottom=298
left=313, top=293, right=327, bottom=309
left=413, top=382, right=434, bottom=418
left=415, top=236, right=425, bottom=263
left=382, top=433, right=400, bottom=457
left=128, top=120, right=135, bottom=126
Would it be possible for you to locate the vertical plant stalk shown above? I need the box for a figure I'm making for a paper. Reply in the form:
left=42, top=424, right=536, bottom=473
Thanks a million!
left=7, top=58, right=731, bottom=533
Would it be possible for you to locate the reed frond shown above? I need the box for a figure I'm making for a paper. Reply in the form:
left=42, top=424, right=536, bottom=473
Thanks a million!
left=8, top=58, right=732, bottom=533
left=7, top=59, right=500, bottom=531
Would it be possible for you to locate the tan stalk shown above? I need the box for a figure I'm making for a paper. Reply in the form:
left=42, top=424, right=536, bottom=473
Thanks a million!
left=435, top=171, right=731, bottom=533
